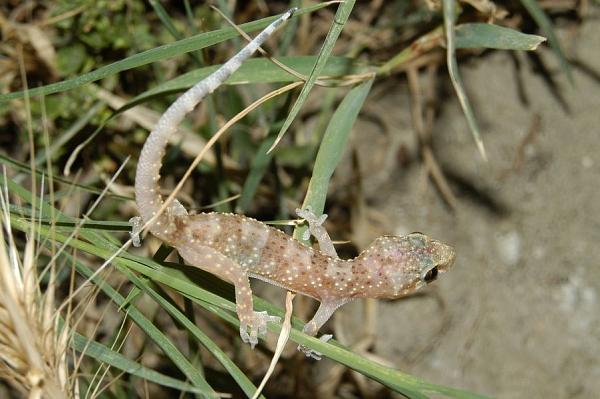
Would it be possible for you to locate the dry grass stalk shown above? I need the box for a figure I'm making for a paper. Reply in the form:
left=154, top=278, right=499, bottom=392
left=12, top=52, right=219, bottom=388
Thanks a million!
left=0, top=187, right=70, bottom=399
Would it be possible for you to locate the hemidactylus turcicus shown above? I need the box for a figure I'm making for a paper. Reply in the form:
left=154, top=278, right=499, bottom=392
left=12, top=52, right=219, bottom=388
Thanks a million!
left=132, top=8, right=456, bottom=358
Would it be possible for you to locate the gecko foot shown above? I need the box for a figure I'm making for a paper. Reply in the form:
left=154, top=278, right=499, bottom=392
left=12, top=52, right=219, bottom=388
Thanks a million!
left=239, top=311, right=281, bottom=349
left=298, top=334, right=333, bottom=361
left=129, top=216, right=143, bottom=247
left=296, top=206, right=338, bottom=258
left=296, top=206, right=328, bottom=241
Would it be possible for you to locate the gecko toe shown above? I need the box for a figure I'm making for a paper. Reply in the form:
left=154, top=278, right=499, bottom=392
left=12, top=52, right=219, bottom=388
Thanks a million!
left=240, top=325, right=251, bottom=344
left=298, top=344, right=323, bottom=361
left=319, top=334, right=333, bottom=343
left=239, top=311, right=280, bottom=349
left=129, top=216, right=143, bottom=247
left=297, top=334, right=333, bottom=360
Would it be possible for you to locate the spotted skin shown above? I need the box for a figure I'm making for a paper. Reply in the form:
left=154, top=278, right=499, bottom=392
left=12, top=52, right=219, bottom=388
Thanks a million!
left=132, top=8, right=456, bottom=355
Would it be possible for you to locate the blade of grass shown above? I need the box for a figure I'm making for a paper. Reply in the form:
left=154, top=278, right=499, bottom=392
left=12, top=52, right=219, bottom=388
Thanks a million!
left=268, top=0, right=357, bottom=153
left=251, top=292, right=295, bottom=399
left=380, top=21, right=545, bottom=77
left=0, top=3, right=332, bottom=103
left=119, top=268, right=264, bottom=399
left=519, top=0, right=573, bottom=82
left=124, top=56, right=357, bottom=112
left=62, top=253, right=218, bottom=397
left=33, top=101, right=105, bottom=167
left=294, top=78, right=374, bottom=242
left=443, top=0, right=487, bottom=161
left=148, top=0, right=182, bottom=41
left=237, top=135, right=276, bottom=212
left=0, top=153, right=131, bottom=201
left=0, top=172, right=120, bottom=252
left=72, top=332, right=210, bottom=394
left=455, top=23, right=546, bottom=50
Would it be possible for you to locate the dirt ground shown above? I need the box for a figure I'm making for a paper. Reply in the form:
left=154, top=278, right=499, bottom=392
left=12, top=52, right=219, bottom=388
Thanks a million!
left=315, top=16, right=600, bottom=399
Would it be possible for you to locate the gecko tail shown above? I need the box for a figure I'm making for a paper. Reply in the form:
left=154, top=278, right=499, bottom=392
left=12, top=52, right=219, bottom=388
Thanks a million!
left=134, top=9, right=295, bottom=240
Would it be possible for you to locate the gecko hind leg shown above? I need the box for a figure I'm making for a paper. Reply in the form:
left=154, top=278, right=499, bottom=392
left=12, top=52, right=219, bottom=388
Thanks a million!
left=167, top=199, right=188, bottom=217
left=298, top=298, right=349, bottom=360
left=296, top=206, right=338, bottom=258
left=129, top=200, right=187, bottom=247
left=177, top=244, right=279, bottom=348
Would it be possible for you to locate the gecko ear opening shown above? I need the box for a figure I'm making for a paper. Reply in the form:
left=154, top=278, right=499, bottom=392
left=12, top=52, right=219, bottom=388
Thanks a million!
left=423, top=266, right=439, bottom=283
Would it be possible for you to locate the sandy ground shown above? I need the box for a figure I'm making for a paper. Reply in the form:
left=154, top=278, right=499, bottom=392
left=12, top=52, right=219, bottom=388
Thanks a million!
left=322, top=16, right=600, bottom=399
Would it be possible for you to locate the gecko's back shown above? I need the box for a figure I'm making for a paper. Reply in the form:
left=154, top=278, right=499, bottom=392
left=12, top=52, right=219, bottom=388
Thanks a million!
left=182, top=212, right=335, bottom=300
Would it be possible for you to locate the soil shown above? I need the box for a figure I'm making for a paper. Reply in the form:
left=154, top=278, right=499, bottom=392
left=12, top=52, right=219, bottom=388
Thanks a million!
left=329, top=16, right=599, bottom=399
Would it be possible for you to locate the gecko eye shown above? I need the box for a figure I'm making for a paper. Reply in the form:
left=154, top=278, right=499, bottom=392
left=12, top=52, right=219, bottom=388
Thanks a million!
left=423, top=267, right=438, bottom=283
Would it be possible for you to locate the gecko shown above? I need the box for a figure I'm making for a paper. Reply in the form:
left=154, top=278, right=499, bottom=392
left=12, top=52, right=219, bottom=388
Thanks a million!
left=131, top=8, right=456, bottom=359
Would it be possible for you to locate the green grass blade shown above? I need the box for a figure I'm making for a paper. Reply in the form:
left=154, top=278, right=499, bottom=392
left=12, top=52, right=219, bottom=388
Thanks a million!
left=148, top=0, right=182, bottom=40
left=72, top=332, right=208, bottom=394
left=120, top=269, right=264, bottom=399
left=1, top=171, right=129, bottom=256
left=455, top=23, right=546, bottom=50
left=293, top=78, right=374, bottom=242
left=443, top=0, right=487, bottom=160
left=268, top=0, right=357, bottom=153
left=123, top=56, right=357, bottom=112
left=0, top=153, right=131, bottom=201
left=18, top=216, right=131, bottom=232
left=0, top=4, right=331, bottom=103
left=33, top=101, right=105, bottom=167
left=63, top=252, right=217, bottom=397
left=237, top=136, right=276, bottom=212
left=519, top=0, right=573, bottom=82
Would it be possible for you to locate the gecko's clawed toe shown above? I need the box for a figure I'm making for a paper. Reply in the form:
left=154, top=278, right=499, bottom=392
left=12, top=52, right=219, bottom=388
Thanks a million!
left=239, top=311, right=280, bottom=349
left=296, top=206, right=317, bottom=223
left=318, top=334, right=333, bottom=343
left=298, top=345, right=323, bottom=361
left=297, top=334, right=333, bottom=361
left=302, top=229, right=311, bottom=241
left=239, top=325, right=254, bottom=347
left=129, top=216, right=143, bottom=247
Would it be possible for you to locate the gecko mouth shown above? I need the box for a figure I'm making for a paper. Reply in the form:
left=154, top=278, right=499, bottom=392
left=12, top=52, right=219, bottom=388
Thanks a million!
left=423, top=266, right=439, bottom=283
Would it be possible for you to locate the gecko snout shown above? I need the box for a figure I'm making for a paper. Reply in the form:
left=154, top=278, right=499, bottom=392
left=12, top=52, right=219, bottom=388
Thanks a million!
left=403, top=232, right=455, bottom=285
left=420, top=239, right=455, bottom=284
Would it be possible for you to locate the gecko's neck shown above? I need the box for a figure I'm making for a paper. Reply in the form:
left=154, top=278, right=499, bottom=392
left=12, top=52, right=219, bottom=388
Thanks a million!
left=350, top=251, right=397, bottom=299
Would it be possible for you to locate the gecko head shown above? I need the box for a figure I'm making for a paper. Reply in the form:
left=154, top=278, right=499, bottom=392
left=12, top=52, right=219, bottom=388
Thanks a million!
left=362, top=232, right=455, bottom=298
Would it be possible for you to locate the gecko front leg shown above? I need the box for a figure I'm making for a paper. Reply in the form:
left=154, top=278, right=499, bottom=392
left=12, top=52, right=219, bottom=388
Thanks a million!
left=296, top=206, right=346, bottom=359
left=177, top=243, right=279, bottom=348
left=296, top=206, right=338, bottom=258
left=299, top=298, right=350, bottom=360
